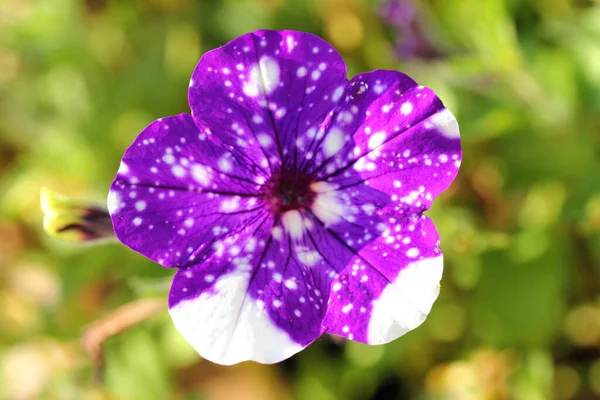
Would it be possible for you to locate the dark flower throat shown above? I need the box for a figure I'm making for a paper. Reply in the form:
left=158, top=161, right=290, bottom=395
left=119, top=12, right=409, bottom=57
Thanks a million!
left=262, top=170, right=316, bottom=214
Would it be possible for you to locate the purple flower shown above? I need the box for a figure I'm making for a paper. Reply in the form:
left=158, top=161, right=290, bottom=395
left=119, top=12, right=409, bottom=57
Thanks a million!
left=380, top=0, right=443, bottom=60
left=108, top=30, right=461, bottom=365
left=380, top=0, right=417, bottom=27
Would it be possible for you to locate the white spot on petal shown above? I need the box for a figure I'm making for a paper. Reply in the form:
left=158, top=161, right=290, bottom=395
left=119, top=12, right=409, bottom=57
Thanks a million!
left=323, top=128, right=344, bottom=157
left=284, top=279, right=298, bottom=290
left=220, top=196, right=240, bottom=212
left=406, top=248, right=419, bottom=258
left=282, top=210, right=304, bottom=240
left=172, top=165, right=186, bottom=177
left=118, top=162, right=129, bottom=175
left=272, top=226, right=283, bottom=240
left=163, top=154, right=175, bottom=164
left=218, top=157, right=233, bottom=172
left=243, top=56, right=280, bottom=97
left=257, top=134, right=272, bottom=148
left=368, top=131, right=386, bottom=150
left=107, top=191, right=122, bottom=214
left=332, top=86, right=344, bottom=102
left=295, top=246, right=322, bottom=266
left=400, top=102, right=413, bottom=115
left=191, top=164, right=211, bottom=186
left=310, top=189, right=343, bottom=226
left=135, top=200, right=146, bottom=211
left=275, top=108, right=286, bottom=119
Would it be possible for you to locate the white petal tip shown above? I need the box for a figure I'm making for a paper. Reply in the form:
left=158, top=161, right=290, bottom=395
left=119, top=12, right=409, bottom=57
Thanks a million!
left=431, top=109, right=460, bottom=139
left=169, top=270, right=305, bottom=365
left=367, top=256, right=443, bottom=344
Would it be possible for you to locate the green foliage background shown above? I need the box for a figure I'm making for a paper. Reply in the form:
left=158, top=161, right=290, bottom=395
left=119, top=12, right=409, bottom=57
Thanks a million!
left=1, top=0, right=600, bottom=399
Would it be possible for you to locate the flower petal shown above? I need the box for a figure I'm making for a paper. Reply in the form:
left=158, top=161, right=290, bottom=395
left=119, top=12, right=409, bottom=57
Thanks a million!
left=187, top=30, right=348, bottom=172
left=168, top=213, right=326, bottom=364
left=311, top=70, right=461, bottom=210
left=322, top=215, right=443, bottom=343
left=108, top=113, right=267, bottom=268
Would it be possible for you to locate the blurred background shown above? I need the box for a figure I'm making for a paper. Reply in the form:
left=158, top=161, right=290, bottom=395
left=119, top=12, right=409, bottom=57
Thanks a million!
left=1, top=0, right=600, bottom=398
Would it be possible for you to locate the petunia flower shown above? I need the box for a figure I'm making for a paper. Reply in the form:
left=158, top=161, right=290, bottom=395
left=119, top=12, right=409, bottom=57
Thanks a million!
left=41, top=187, right=115, bottom=243
left=379, top=0, right=443, bottom=60
left=108, top=30, right=461, bottom=365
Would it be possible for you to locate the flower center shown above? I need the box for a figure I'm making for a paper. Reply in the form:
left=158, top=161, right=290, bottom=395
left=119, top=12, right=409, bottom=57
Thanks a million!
left=262, top=171, right=316, bottom=214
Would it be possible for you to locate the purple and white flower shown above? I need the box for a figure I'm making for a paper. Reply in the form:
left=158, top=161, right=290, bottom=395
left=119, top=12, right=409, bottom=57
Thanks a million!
left=108, top=30, right=461, bottom=365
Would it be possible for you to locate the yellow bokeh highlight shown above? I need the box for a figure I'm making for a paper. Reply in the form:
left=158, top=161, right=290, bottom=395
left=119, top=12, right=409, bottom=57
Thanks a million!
left=589, top=359, right=600, bottom=396
left=165, top=24, right=202, bottom=77
left=564, top=304, right=600, bottom=347
left=554, top=364, right=580, bottom=400
left=425, top=348, right=517, bottom=400
left=325, top=11, right=364, bottom=53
